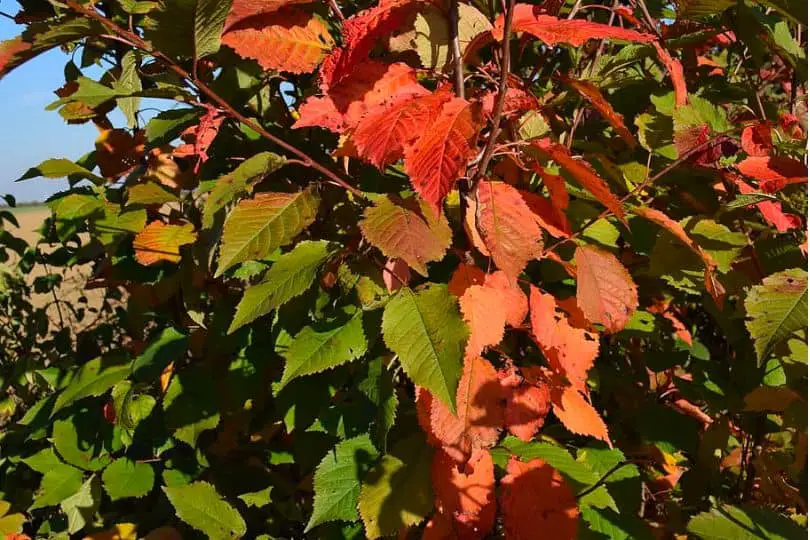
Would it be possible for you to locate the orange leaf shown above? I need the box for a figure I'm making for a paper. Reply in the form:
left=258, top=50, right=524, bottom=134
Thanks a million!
left=652, top=42, right=688, bottom=107
left=296, top=61, right=429, bottom=134
left=405, top=98, right=481, bottom=213
left=574, top=245, right=638, bottom=332
left=484, top=271, right=528, bottom=327
left=473, top=181, right=544, bottom=279
left=222, top=8, right=334, bottom=74
left=493, top=3, right=655, bottom=46
left=500, top=457, right=579, bottom=540
left=551, top=384, right=611, bottom=444
left=353, top=88, right=451, bottom=168
left=460, top=284, right=507, bottom=360
left=320, top=0, right=419, bottom=89
left=133, top=221, right=197, bottom=266
left=224, top=0, right=313, bottom=29
left=519, top=189, right=570, bottom=238
left=505, top=381, right=551, bottom=442
left=416, top=356, right=504, bottom=462
left=431, top=449, right=496, bottom=539
left=448, top=263, right=486, bottom=298
left=96, top=129, right=146, bottom=180
left=735, top=155, right=808, bottom=192
left=529, top=286, right=599, bottom=392
left=558, top=75, right=635, bottom=146
left=531, top=139, right=626, bottom=223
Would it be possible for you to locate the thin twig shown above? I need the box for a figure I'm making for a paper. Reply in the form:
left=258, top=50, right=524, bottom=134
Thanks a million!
left=65, top=0, right=364, bottom=198
left=470, top=0, right=515, bottom=188
left=448, top=0, right=465, bottom=98
left=327, top=0, right=346, bottom=22
left=577, top=461, right=632, bottom=499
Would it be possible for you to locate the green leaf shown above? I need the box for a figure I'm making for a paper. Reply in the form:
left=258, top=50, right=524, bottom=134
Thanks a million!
left=581, top=506, right=654, bottom=540
left=306, top=434, right=380, bottom=532
left=18, top=158, right=104, bottom=185
left=102, top=459, right=155, bottom=501
left=216, top=189, right=320, bottom=276
left=412, top=3, right=492, bottom=69
left=48, top=193, right=104, bottom=221
left=30, top=463, right=84, bottom=510
left=111, top=381, right=156, bottom=431
left=203, top=152, right=286, bottom=228
left=229, top=240, right=334, bottom=333
left=90, top=203, right=147, bottom=249
left=53, top=352, right=132, bottom=415
left=194, top=0, right=233, bottom=60
left=53, top=407, right=113, bottom=471
left=238, top=487, right=273, bottom=508
left=745, top=269, right=808, bottom=364
left=279, top=307, right=367, bottom=390
left=687, top=504, right=806, bottom=539
left=357, top=435, right=433, bottom=539
left=126, top=182, right=180, bottom=206
left=116, top=51, right=142, bottom=128
left=163, top=481, right=247, bottom=539
left=0, top=502, right=25, bottom=535
left=145, top=108, right=202, bottom=146
left=163, top=363, right=220, bottom=446
left=23, top=448, right=63, bottom=474
left=676, top=0, right=734, bottom=19
left=132, top=327, right=188, bottom=382
left=358, top=358, right=399, bottom=451
left=60, top=476, right=101, bottom=534
left=725, top=192, right=781, bottom=210
left=382, top=284, right=467, bottom=413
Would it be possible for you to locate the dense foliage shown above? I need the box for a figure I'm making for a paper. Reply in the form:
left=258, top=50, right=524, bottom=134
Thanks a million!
left=0, top=0, right=807, bottom=538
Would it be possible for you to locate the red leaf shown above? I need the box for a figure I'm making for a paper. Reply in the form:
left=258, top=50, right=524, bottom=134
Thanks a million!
left=173, top=107, right=224, bottom=174
left=353, top=88, right=451, bottom=168
left=529, top=286, right=598, bottom=392
left=736, top=156, right=807, bottom=192
left=95, top=129, right=146, bottom=180
left=550, top=384, right=611, bottom=444
left=0, top=36, right=32, bottom=79
left=531, top=139, right=626, bottom=223
left=481, top=87, right=538, bottom=118
left=493, top=3, right=655, bottom=46
left=222, top=8, right=334, bottom=74
left=448, top=263, right=487, bottom=298
left=504, top=381, right=551, bottom=442
left=741, top=122, right=773, bottom=157
left=736, top=178, right=800, bottom=233
left=500, top=457, right=579, bottom=540
left=574, top=245, right=638, bottom=333
left=519, top=190, right=570, bottom=238
left=558, top=75, right=635, bottom=146
left=224, top=0, right=313, bottom=29
left=431, top=449, right=496, bottom=539
left=405, top=98, right=481, bottom=213
left=471, top=181, right=544, bottom=279
left=295, top=61, right=428, bottom=133
left=652, top=42, right=688, bottom=107
left=320, top=0, right=419, bottom=89
left=416, top=356, right=504, bottom=462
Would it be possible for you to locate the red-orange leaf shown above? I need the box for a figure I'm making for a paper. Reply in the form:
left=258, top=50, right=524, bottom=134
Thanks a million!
left=416, top=356, right=504, bottom=462
left=224, top=0, right=313, bottom=29
left=736, top=156, right=808, bottom=192
left=405, top=98, right=481, bottom=213
left=448, top=263, right=486, bottom=298
left=559, top=75, right=635, bottom=146
left=493, top=3, right=655, bottom=47
left=532, top=139, right=626, bottom=223
left=500, top=457, right=579, bottom=540
left=222, top=8, right=334, bottom=74
left=353, top=88, right=451, bottom=168
left=574, top=245, right=638, bottom=333
left=296, top=61, right=428, bottom=133
left=505, top=381, right=551, bottom=442
left=133, top=221, right=197, bottom=266
left=431, top=449, right=496, bottom=539
left=529, top=286, right=598, bottom=392
left=550, top=384, right=611, bottom=444
left=484, top=271, right=528, bottom=327
left=652, top=42, right=688, bottom=107
left=735, top=178, right=800, bottom=233
left=741, top=122, right=773, bottom=157
left=473, top=181, right=544, bottom=279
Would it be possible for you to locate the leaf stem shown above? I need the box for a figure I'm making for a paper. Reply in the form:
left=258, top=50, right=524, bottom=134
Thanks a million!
left=64, top=0, right=364, bottom=199
left=448, top=0, right=465, bottom=99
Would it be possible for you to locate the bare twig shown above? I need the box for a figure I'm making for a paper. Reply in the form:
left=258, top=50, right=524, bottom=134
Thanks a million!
left=470, top=0, right=516, bottom=188
left=327, top=0, right=346, bottom=22
left=65, top=0, right=364, bottom=198
left=448, top=0, right=465, bottom=98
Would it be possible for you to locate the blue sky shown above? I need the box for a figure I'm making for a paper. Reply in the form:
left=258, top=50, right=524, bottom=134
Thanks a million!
left=0, top=5, right=112, bottom=203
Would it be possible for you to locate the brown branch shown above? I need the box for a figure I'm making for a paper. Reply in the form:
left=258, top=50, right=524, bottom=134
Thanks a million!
left=327, top=0, right=346, bottom=22
left=448, top=0, right=465, bottom=98
left=65, top=0, right=364, bottom=199
left=470, top=0, right=515, bottom=189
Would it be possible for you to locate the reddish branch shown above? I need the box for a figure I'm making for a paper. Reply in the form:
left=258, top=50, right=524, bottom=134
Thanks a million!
left=64, top=0, right=364, bottom=198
